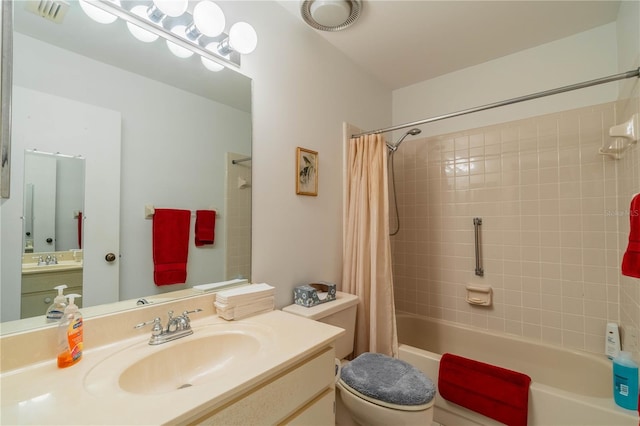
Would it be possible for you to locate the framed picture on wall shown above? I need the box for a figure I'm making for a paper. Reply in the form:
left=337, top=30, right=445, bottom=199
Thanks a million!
left=296, top=147, right=318, bottom=196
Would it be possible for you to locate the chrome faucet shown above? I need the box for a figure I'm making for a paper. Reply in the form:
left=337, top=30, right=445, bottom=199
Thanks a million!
left=134, top=309, right=203, bottom=345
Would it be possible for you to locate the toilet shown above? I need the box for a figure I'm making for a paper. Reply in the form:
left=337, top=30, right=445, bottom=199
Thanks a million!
left=283, top=291, right=435, bottom=426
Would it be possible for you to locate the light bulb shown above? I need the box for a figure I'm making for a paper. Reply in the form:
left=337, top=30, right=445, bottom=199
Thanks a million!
left=79, top=0, right=120, bottom=24
left=202, top=42, right=224, bottom=72
left=126, top=6, right=159, bottom=43
left=201, top=57, right=224, bottom=72
left=228, top=22, right=258, bottom=55
left=186, top=1, right=225, bottom=40
left=147, top=0, right=188, bottom=23
left=165, top=26, right=194, bottom=58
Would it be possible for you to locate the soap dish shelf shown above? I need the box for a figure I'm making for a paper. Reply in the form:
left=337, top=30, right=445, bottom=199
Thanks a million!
left=466, top=285, right=492, bottom=306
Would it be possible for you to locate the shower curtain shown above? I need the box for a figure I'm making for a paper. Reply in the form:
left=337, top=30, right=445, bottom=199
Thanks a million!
left=343, top=134, right=398, bottom=358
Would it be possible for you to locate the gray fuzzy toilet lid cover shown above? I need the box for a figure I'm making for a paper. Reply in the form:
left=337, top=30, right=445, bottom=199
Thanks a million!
left=340, top=352, right=436, bottom=406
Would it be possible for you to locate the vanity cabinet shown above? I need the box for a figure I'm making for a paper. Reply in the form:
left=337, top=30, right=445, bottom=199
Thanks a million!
left=20, top=269, right=82, bottom=318
left=187, top=347, right=336, bottom=426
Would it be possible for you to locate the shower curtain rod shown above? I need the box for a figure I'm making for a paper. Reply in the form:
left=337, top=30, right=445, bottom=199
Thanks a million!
left=352, top=67, right=640, bottom=138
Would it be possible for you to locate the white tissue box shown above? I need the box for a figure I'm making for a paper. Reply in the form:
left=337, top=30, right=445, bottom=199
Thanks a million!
left=293, top=282, right=337, bottom=307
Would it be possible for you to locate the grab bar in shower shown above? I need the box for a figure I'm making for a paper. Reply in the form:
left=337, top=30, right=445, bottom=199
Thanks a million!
left=473, top=217, right=484, bottom=277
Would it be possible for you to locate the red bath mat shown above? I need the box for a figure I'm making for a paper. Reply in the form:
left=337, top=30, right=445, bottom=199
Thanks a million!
left=438, top=353, right=531, bottom=426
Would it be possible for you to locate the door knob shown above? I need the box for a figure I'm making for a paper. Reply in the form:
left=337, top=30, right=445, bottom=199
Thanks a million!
left=46, top=237, right=53, bottom=243
left=105, top=253, right=117, bottom=262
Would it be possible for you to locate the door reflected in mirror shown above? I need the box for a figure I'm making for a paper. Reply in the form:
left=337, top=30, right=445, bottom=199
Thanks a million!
left=21, top=149, right=85, bottom=319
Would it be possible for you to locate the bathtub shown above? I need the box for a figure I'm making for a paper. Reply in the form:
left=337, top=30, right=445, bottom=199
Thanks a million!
left=396, top=313, right=638, bottom=426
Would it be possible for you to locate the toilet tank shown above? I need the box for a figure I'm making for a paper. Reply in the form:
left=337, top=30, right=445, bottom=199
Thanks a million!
left=282, top=291, right=359, bottom=359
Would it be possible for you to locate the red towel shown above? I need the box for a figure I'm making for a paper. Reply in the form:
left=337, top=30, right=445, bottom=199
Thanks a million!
left=622, top=194, right=640, bottom=278
left=152, top=209, right=191, bottom=286
left=195, top=210, right=216, bottom=247
left=438, top=353, right=531, bottom=426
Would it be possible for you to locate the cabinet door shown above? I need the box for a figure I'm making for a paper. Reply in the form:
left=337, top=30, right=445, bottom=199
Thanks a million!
left=192, top=348, right=335, bottom=425
left=282, top=388, right=335, bottom=426
left=21, top=270, right=83, bottom=318
left=21, top=286, right=82, bottom=318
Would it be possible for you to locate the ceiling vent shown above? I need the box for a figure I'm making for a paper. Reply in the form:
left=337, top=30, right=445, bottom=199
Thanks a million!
left=301, top=0, right=362, bottom=32
left=25, top=0, right=70, bottom=24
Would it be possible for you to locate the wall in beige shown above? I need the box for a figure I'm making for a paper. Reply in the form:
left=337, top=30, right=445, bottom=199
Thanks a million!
left=391, top=100, right=638, bottom=357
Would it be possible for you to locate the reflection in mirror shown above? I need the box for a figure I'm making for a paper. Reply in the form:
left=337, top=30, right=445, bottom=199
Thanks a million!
left=0, top=1, right=252, bottom=333
left=20, top=150, right=85, bottom=319
left=23, top=150, right=85, bottom=253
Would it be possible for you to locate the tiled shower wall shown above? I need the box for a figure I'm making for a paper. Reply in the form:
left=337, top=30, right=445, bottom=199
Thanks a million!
left=618, top=94, right=640, bottom=358
left=391, top=100, right=640, bottom=357
left=225, top=152, right=252, bottom=281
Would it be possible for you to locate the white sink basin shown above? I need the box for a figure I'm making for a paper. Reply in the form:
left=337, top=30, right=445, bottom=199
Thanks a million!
left=84, top=323, right=275, bottom=396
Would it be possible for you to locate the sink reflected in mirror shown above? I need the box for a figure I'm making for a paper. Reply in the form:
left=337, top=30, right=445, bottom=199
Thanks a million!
left=84, top=323, right=273, bottom=396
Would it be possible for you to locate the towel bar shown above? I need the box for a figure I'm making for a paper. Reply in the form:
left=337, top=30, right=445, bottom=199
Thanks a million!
left=144, top=204, right=218, bottom=219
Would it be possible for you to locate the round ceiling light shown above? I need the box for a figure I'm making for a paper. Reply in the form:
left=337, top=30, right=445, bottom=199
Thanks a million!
left=300, top=0, right=362, bottom=32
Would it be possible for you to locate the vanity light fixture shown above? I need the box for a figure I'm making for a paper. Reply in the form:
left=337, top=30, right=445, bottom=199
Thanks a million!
left=185, top=0, right=225, bottom=40
left=146, top=0, right=188, bottom=23
left=217, top=22, right=258, bottom=56
left=79, top=0, right=258, bottom=71
left=126, top=5, right=159, bottom=43
left=166, top=25, right=194, bottom=58
left=202, top=42, right=224, bottom=72
left=79, top=0, right=119, bottom=24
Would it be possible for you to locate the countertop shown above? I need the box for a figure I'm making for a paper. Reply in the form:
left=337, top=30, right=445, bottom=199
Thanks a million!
left=0, top=310, right=344, bottom=425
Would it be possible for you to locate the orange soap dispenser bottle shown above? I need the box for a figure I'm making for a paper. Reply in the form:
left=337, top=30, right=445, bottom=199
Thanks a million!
left=57, top=294, right=83, bottom=368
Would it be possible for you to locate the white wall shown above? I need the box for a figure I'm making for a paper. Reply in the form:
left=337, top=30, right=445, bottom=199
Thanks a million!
left=231, top=2, right=391, bottom=308
left=392, top=23, right=620, bottom=139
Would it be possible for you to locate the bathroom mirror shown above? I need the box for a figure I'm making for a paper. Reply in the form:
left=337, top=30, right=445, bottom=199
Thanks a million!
left=0, top=1, right=252, bottom=331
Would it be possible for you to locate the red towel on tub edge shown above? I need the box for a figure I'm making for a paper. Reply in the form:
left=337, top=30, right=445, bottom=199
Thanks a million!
left=438, top=353, right=531, bottom=426
left=152, top=209, right=191, bottom=286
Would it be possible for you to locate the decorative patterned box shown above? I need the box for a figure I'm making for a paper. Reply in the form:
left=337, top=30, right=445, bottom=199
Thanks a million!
left=293, top=282, right=337, bottom=307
